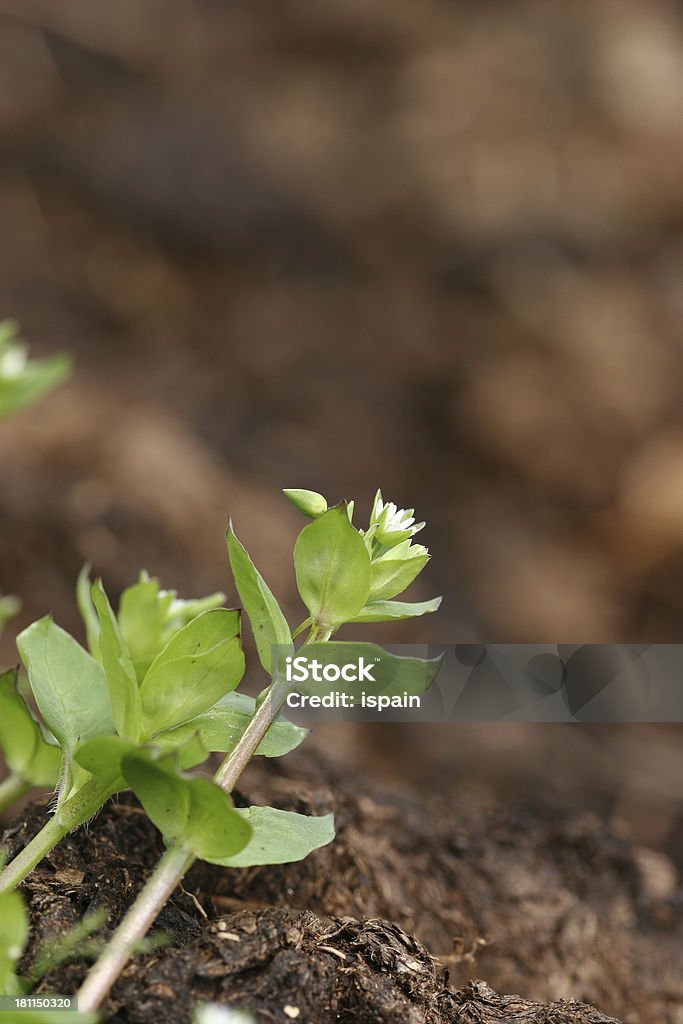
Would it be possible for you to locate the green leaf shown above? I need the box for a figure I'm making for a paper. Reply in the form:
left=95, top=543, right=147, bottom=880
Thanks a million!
left=205, top=807, right=334, bottom=867
left=122, top=750, right=251, bottom=860
left=227, top=522, right=292, bottom=674
left=0, top=669, right=61, bottom=785
left=0, top=886, right=28, bottom=995
left=293, top=504, right=371, bottom=628
left=163, top=591, right=226, bottom=636
left=76, top=565, right=100, bottom=660
left=117, top=574, right=170, bottom=681
left=368, top=545, right=429, bottom=601
left=17, top=617, right=115, bottom=757
left=139, top=609, right=244, bottom=735
left=348, top=597, right=441, bottom=623
left=73, top=735, right=137, bottom=791
left=157, top=691, right=307, bottom=760
left=92, top=580, right=142, bottom=741
left=283, top=488, right=328, bottom=518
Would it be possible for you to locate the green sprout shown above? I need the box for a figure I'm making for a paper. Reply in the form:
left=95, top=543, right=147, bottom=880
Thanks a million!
left=0, top=575, right=235, bottom=821
left=75, top=489, right=440, bottom=1013
left=0, top=489, right=439, bottom=1013
left=0, top=572, right=307, bottom=893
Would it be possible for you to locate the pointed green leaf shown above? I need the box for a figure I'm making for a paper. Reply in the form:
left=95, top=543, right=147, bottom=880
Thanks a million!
left=140, top=609, right=244, bottom=735
left=227, top=523, right=292, bottom=673
left=157, top=691, right=307, bottom=759
left=348, top=597, right=442, bottom=622
left=17, top=617, right=114, bottom=757
left=117, top=574, right=170, bottom=681
left=92, top=580, right=142, bottom=741
left=0, top=669, right=61, bottom=785
left=206, top=807, right=334, bottom=867
left=293, top=504, right=371, bottom=628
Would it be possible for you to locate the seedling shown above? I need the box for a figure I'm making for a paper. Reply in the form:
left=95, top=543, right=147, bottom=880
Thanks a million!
left=76, top=489, right=441, bottom=1011
left=0, top=573, right=306, bottom=892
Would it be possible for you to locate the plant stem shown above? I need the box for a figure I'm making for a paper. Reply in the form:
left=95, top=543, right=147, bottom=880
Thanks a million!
left=0, top=812, right=69, bottom=894
left=0, top=773, right=30, bottom=815
left=79, top=627, right=332, bottom=1013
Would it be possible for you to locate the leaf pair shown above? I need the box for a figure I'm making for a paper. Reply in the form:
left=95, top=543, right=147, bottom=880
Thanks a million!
left=126, top=748, right=334, bottom=868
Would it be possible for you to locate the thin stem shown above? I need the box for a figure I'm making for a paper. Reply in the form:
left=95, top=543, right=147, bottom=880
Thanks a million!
left=79, top=626, right=333, bottom=1013
left=78, top=845, right=193, bottom=1011
left=0, top=813, right=69, bottom=894
left=0, top=773, right=30, bottom=815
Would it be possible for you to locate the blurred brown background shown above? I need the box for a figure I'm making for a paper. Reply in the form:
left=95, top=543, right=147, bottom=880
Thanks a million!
left=0, top=1, right=682, bottom=875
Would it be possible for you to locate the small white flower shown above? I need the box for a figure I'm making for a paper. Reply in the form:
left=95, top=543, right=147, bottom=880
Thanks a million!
left=370, top=490, right=426, bottom=547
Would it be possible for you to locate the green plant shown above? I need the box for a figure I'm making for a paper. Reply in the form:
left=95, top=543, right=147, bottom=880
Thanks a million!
left=0, top=573, right=306, bottom=892
left=76, top=489, right=441, bottom=1012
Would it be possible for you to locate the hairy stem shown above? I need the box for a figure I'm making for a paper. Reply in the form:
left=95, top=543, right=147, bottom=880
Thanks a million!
left=0, top=773, right=30, bottom=816
left=79, top=625, right=332, bottom=1013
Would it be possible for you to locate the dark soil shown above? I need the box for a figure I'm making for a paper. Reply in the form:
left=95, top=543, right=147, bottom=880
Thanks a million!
left=3, top=744, right=681, bottom=1024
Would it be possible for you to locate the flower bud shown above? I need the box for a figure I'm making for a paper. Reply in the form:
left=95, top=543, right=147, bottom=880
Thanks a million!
left=283, top=488, right=328, bottom=518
